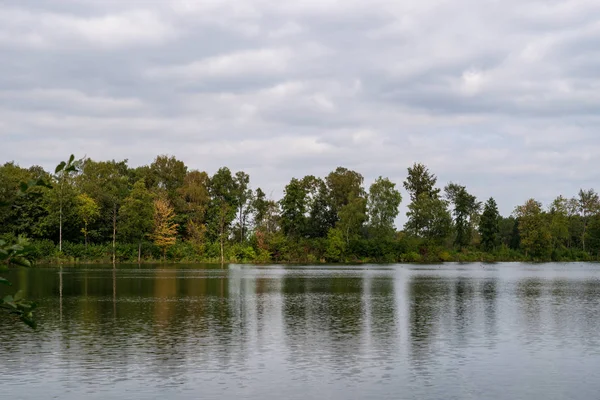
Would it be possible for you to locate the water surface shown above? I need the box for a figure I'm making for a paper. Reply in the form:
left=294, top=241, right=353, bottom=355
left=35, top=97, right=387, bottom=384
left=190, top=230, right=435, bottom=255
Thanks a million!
left=2, top=263, right=600, bottom=399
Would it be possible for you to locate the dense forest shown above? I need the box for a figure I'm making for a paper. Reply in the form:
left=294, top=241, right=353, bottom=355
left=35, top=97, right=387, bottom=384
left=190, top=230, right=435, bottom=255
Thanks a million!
left=1, top=155, right=600, bottom=264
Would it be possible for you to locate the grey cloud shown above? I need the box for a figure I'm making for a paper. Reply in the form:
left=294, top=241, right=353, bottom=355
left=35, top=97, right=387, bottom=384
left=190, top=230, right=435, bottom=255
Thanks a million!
left=1, top=0, right=600, bottom=221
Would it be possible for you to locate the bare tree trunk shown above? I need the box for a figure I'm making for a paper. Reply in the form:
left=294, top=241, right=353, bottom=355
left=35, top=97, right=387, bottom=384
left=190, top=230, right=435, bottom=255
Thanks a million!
left=112, top=203, right=116, bottom=265
left=84, top=222, right=88, bottom=247
left=220, top=234, right=224, bottom=264
left=59, top=202, right=63, bottom=253
left=138, top=241, right=141, bottom=264
left=239, top=206, right=243, bottom=244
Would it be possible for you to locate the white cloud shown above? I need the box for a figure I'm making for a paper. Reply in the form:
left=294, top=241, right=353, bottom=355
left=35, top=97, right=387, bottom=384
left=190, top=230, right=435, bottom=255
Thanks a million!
left=1, top=0, right=600, bottom=220
left=147, top=48, right=293, bottom=80
left=0, top=8, right=176, bottom=49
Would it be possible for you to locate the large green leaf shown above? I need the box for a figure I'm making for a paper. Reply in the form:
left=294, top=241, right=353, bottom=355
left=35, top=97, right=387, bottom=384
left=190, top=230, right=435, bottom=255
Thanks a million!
left=0, top=277, right=11, bottom=286
left=55, top=161, right=66, bottom=174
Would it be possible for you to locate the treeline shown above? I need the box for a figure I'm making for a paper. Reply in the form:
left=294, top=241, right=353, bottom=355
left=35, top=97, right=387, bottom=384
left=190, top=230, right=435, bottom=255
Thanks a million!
left=1, top=155, right=599, bottom=264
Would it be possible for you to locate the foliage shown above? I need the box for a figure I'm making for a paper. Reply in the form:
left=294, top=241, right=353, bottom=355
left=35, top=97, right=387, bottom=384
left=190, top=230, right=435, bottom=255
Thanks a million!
left=75, top=193, right=100, bottom=246
left=514, top=199, right=552, bottom=259
left=445, top=183, right=481, bottom=248
left=3, top=156, right=600, bottom=267
left=479, top=197, right=500, bottom=251
left=367, top=177, right=402, bottom=240
left=152, top=197, right=179, bottom=261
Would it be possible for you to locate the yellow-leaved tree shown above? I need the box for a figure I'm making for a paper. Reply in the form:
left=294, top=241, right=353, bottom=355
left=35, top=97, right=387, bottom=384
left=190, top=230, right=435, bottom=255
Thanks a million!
left=152, top=197, right=178, bottom=261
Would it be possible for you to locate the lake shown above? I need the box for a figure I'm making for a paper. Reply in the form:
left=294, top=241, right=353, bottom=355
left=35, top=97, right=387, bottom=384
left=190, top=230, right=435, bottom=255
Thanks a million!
left=2, top=263, right=600, bottom=399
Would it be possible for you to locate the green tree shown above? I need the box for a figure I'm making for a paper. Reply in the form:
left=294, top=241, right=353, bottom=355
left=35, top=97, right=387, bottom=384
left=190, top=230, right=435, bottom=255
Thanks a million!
left=54, top=155, right=80, bottom=251
left=208, top=167, right=237, bottom=264
left=75, top=193, right=100, bottom=246
left=576, top=189, right=600, bottom=252
left=148, top=155, right=187, bottom=200
left=325, top=228, right=346, bottom=262
left=119, top=179, right=154, bottom=263
left=337, top=195, right=367, bottom=244
left=280, top=178, right=308, bottom=238
left=445, top=183, right=480, bottom=248
left=514, top=199, right=552, bottom=259
left=325, top=167, right=365, bottom=217
left=233, top=171, right=252, bottom=243
left=177, top=170, right=210, bottom=252
left=78, top=159, right=129, bottom=263
left=367, top=177, right=402, bottom=240
left=548, top=195, right=570, bottom=250
left=403, top=162, right=440, bottom=202
left=403, top=164, right=450, bottom=242
left=479, top=197, right=500, bottom=251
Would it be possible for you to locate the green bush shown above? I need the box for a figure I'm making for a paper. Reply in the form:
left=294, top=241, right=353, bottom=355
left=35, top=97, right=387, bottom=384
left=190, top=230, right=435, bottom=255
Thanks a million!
left=403, top=251, right=422, bottom=263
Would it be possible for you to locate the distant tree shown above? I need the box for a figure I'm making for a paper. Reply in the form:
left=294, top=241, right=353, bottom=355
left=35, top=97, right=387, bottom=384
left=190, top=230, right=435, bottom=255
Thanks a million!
left=479, top=197, right=500, bottom=251
left=178, top=170, right=210, bottom=252
left=325, top=228, right=345, bottom=262
left=337, top=195, right=367, bottom=244
left=280, top=178, right=308, bottom=238
left=514, top=199, right=552, bottom=259
left=54, top=155, right=80, bottom=251
left=403, top=163, right=440, bottom=202
left=367, top=177, right=402, bottom=240
left=325, top=167, right=365, bottom=216
left=404, top=164, right=450, bottom=242
left=208, top=167, right=237, bottom=264
left=576, top=189, right=600, bottom=252
left=152, top=197, right=178, bottom=262
left=119, top=179, right=154, bottom=263
left=75, top=193, right=100, bottom=246
left=148, top=155, right=187, bottom=200
left=78, top=159, right=129, bottom=263
left=548, top=195, right=570, bottom=250
left=233, top=171, right=252, bottom=243
left=445, top=183, right=481, bottom=248
left=405, top=194, right=452, bottom=243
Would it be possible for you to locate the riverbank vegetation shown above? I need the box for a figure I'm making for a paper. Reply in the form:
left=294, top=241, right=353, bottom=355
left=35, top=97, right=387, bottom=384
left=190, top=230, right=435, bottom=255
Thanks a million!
left=2, top=155, right=600, bottom=264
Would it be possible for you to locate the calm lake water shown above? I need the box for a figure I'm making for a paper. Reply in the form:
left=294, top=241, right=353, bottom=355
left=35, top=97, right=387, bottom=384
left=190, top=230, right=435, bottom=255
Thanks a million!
left=2, top=263, right=600, bottom=399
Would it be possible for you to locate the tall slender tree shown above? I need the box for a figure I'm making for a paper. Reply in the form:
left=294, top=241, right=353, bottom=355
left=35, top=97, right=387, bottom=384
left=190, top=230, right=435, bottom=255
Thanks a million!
left=208, top=167, right=237, bottom=264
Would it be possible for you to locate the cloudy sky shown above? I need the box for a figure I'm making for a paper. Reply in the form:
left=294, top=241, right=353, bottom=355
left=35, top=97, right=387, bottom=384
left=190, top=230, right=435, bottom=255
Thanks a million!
left=1, top=0, right=599, bottom=219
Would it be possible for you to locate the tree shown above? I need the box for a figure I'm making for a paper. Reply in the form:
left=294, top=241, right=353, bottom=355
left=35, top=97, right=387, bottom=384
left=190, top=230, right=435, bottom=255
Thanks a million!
left=514, top=199, right=552, bottom=259
left=78, top=159, right=129, bottom=264
left=367, top=177, right=402, bottom=240
left=54, top=155, right=80, bottom=252
left=208, top=167, right=237, bottom=264
left=233, top=171, right=252, bottom=243
left=280, top=177, right=309, bottom=238
left=304, top=176, right=336, bottom=238
left=325, top=167, right=365, bottom=219
left=325, top=228, right=345, bottom=262
left=75, top=193, right=100, bottom=246
left=403, top=164, right=450, bottom=242
left=152, top=197, right=178, bottom=261
left=119, top=179, right=154, bottom=263
left=178, top=170, right=210, bottom=252
left=576, top=189, right=600, bottom=252
left=445, top=183, right=481, bottom=248
left=479, top=197, right=500, bottom=251
left=403, top=163, right=440, bottom=202
left=337, top=196, right=367, bottom=244
left=405, top=194, right=452, bottom=243
left=148, top=155, right=187, bottom=200
left=548, top=195, right=570, bottom=250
